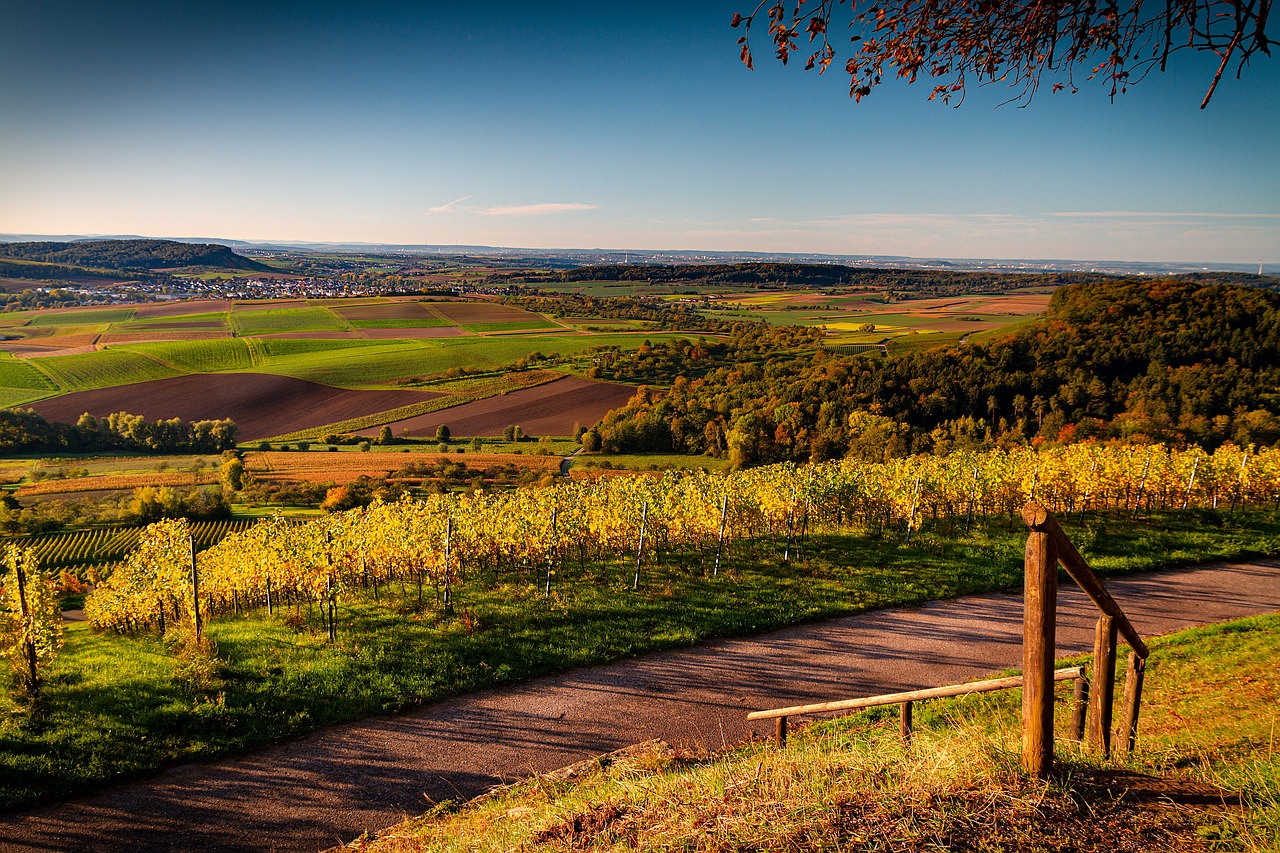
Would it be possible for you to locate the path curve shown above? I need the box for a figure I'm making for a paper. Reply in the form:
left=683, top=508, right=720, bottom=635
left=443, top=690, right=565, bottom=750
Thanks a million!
left=3, top=558, right=1278, bottom=853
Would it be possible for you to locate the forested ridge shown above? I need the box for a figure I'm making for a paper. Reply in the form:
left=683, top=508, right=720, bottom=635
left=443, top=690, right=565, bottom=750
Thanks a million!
left=529, top=262, right=1102, bottom=295
left=588, top=279, right=1280, bottom=464
left=0, top=239, right=271, bottom=272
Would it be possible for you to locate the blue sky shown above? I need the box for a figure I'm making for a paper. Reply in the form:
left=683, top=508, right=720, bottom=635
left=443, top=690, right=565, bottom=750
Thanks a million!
left=3, top=1, right=1277, bottom=262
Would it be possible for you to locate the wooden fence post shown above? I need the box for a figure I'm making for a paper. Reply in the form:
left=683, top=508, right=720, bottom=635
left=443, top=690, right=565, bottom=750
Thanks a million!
left=1070, top=674, right=1089, bottom=742
left=1088, top=614, right=1118, bottom=757
left=1118, top=651, right=1146, bottom=754
left=775, top=715, right=787, bottom=748
left=1022, top=527, right=1057, bottom=778
left=900, top=701, right=914, bottom=744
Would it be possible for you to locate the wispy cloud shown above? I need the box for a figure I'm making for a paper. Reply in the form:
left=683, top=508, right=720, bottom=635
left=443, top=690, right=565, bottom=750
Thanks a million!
left=481, top=202, right=598, bottom=217
left=420, top=195, right=471, bottom=217
left=1049, top=211, right=1280, bottom=219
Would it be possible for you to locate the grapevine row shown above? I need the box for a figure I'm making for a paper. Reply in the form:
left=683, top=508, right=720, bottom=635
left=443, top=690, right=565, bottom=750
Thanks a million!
left=85, top=442, right=1280, bottom=633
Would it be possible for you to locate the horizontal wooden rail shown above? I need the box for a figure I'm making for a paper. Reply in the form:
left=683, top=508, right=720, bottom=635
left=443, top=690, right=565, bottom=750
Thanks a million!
left=747, top=666, right=1084, bottom=722
left=1021, top=504, right=1149, bottom=659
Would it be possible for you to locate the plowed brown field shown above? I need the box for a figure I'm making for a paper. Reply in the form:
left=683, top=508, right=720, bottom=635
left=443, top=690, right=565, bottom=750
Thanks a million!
left=357, top=327, right=468, bottom=339
left=333, top=303, right=435, bottom=320
left=30, top=374, right=443, bottom=439
left=134, top=300, right=232, bottom=318
left=430, top=301, right=548, bottom=324
left=358, top=375, right=635, bottom=438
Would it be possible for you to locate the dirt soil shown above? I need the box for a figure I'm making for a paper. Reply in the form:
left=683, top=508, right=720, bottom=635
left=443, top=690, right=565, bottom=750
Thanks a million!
left=133, top=300, right=232, bottom=318
left=30, top=374, right=443, bottom=439
left=0, top=559, right=1275, bottom=853
left=357, top=375, right=635, bottom=438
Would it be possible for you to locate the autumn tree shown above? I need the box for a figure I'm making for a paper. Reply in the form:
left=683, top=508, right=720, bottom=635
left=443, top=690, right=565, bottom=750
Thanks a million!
left=733, top=0, right=1272, bottom=107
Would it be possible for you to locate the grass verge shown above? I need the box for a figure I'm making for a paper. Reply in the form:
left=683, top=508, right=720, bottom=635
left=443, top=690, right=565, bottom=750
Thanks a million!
left=352, top=613, right=1280, bottom=852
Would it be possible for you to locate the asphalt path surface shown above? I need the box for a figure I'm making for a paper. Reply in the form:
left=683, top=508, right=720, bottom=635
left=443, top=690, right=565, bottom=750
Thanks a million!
left=3, top=557, right=1278, bottom=853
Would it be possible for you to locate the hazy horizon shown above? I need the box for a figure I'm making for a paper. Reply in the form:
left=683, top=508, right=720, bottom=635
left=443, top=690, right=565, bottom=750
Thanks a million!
left=3, top=2, right=1276, bottom=263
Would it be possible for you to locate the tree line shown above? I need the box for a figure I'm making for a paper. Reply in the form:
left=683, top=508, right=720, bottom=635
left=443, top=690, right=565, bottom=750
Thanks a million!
left=586, top=280, right=1280, bottom=465
left=0, top=409, right=237, bottom=455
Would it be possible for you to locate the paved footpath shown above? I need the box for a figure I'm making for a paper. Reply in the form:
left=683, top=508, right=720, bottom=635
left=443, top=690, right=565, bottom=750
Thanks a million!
left=3, top=558, right=1278, bottom=853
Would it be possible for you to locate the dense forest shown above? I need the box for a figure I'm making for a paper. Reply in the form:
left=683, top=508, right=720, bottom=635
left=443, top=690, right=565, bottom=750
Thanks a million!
left=0, top=409, right=238, bottom=455
left=587, top=280, right=1280, bottom=464
left=0, top=239, right=271, bottom=272
left=528, top=262, right=1104, bottom=295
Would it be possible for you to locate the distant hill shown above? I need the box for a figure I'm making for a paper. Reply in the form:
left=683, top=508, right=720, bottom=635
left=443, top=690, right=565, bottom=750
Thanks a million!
left=0, top=239, right=273, bottom=272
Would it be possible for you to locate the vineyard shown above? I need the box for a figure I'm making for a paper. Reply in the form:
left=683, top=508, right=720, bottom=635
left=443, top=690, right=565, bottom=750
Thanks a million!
left=84, top=442, right=1279, bottom=633
left=13, top=519, right=258, bottom=573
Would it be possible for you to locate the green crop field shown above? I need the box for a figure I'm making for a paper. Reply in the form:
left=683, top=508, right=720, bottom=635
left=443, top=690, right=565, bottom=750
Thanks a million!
left=121, top=338, right=256, bottom=373
left=117, top=312, right=231, bottom=328
left=30, top=349, right=181, bottom=392
left=0, top=353, right=58, bottom=390
left=25, top=308, right=138, bottom=327
left=253, top=337, right=377, bottom=358
left=229, top=307, right=348, bottom=335
left=0, top=388, right=50, bottom=408
left=258, top=340, right=474, bottom=387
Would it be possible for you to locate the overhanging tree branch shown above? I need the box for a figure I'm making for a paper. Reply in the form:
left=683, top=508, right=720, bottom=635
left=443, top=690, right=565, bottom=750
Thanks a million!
left=732, top=0, right=1273, bottom=107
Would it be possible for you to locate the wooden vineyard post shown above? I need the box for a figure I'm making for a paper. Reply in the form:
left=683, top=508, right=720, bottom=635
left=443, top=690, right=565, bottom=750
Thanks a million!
left=443, top=517, right=453, bottom=613
left=1070, top=673, right=1089, bottom=741
left=189, top=535, right=202, bottom=641
left=326, top=574, right=336, bottom=642
left=1021, top=520, right=1058, bottom=778
left=632, top=502, right=647, bottom=590
left=775, top=715, right=787, bottom=748
left=713, top=494, right=728, bottom=577
left=1088, top=614, right=1118, bottom=757
left=544, top=507, right=558, bottom=599
left=1118, top=651, right=1146, bottom=754
left=900, top=701, right=914, bottom=744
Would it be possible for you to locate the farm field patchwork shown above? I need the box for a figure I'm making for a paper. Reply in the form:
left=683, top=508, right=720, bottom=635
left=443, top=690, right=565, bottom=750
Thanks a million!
left=357, top=375, right=637, bottom=438
left=29, top=374, right=444, bottom=440
left=701, top=290, right=1050, bottom=343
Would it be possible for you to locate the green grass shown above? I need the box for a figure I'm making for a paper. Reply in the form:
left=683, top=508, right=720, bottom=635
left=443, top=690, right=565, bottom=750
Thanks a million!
left=0, top=354, right=57, bottom=391
left=354, top=613, right=1280, bottom=853
left=29, top=349, right=181, bottom=392
left=120, top=339, right=255, bottom=373
left=26, top=308, right=137, bottom=327
left=0, top=508, right=1276, bottom=811
left=229, top=307, right=348, bottom=335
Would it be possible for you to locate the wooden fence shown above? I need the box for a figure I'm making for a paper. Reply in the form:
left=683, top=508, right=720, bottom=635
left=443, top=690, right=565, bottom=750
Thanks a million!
left=747, top=502, right=1148, bottom=777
